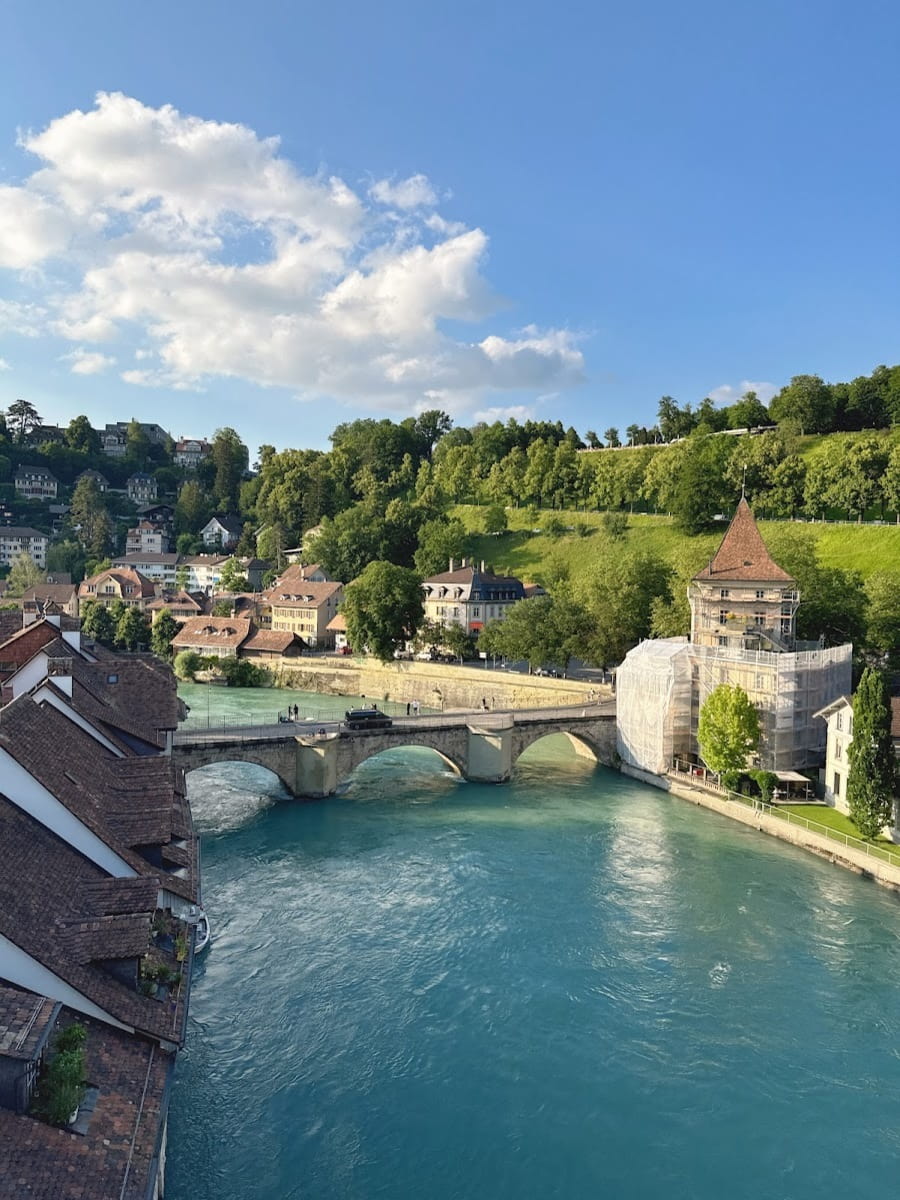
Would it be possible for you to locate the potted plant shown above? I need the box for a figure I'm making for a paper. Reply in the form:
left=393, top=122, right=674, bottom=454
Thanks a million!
left=34, top=1024, right=87, bottom=1126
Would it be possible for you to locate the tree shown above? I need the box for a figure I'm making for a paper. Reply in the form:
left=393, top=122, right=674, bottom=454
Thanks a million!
left=579, top=551, right=672, bottom=666
left=125, top=418, right=151, bottom=468
left=218, top=558, right=249, bottom=592
left=5, top=552, right=45, bottom=596
left=482, top=505, right=508, bottom=536
left=479, top=590, right=591, bottom=673
left=6, top=398, right=41, bottom=442
left=769, top=375, right=834, bottom=435
left=413, top=517, right=467, bottom=577
left=441, top=623, right=477, bottom=662
left=585, top=430, right=601, bottom=449
left=174, top=650, right=202, bottom=681
left=46, top=539, right=85, bottom=581
left=209, top=428, right=249, bottom=511
left=80, top=600, right=117, bottom=647
left=846, top=667, right=897, bottom=839
left=697, top=684, right=761, bottom=789
left=256, top=523, right=288, bottom=571
left=864, top=573, right=900, bottom=667
left=70, top=476, right=111, bottom=556
left=65, top=415, right=100, bottom=455
left=150, top=609, right=180, bottom=659
left=727, top=390, right=770, bottom=432
left=115, top=606, right=149, bottom=651
left=603, top=427, right=621, bottom=448
left=341, top=561, right=424, bottom=663
left=175, top=480, right=211, bottom=536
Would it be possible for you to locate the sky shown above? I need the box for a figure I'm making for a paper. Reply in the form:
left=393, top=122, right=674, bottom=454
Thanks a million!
left=2, top=0, right=900, bottom=455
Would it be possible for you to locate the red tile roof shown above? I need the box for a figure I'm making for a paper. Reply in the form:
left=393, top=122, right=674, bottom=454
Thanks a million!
left=170, top=616, right=253, bottom=651
left=693, top=498, right=794, bottom=583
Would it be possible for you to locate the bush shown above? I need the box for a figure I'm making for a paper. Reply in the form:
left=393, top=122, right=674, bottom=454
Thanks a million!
left=748, top=769, right=778, bottom=802
left=601, top=511, right=629, bottom=540
left=543, top=515, right=566, bottom=538
left=34, top=1025, right=87, bottom=1125
left=174, top=650, right=202, bottom=680
left=218, top=657, right=269, bottom=687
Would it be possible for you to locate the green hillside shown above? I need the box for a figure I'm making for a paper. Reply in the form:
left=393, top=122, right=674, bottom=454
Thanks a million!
left=454, top=506, right=900, bottom=586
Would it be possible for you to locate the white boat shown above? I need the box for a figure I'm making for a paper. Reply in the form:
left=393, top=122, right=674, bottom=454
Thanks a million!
left=194, top=910, right=211, bottom=953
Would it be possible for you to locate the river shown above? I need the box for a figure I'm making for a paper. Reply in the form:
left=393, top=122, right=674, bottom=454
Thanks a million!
left=168, top=685, right=900, bottom=1199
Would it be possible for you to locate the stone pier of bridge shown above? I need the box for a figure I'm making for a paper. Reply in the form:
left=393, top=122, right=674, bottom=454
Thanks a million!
left=174, top=708, right=617, bottom=800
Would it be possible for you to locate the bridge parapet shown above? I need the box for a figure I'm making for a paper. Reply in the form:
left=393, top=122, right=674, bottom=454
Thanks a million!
left=173, top=704, right=617, bottom=799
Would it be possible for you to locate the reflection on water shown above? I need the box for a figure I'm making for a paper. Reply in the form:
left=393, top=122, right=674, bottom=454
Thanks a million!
left=170, top=688, right=900, bottom=1200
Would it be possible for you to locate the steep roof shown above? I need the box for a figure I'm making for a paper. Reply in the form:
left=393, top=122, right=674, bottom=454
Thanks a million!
left=170, top=616, right=253, bottom=650
left=693, top=499, right=794, bottom=583
left=266, top=580, right=342, bottom=608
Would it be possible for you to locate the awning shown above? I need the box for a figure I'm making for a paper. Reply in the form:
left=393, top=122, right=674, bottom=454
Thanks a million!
left=775, top=771, right=810, bottom=783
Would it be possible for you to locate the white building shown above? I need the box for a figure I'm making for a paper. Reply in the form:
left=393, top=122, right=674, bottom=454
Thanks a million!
left=13, top=467, right=58, bottom=500
left=111, top=552, right=179, bottom=587
left=0, top=527, right=48, bottom=569
left=815, top=695, right=900, bottom=816
left=421, top=560, right=527, bottom=633
left=173, top=438, right=210, bottom=469
left=200, top=515, right=242, bottom=550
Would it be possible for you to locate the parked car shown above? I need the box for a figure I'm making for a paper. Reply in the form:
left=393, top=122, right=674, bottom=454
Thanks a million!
left=344, top=708, right=393, bottom=730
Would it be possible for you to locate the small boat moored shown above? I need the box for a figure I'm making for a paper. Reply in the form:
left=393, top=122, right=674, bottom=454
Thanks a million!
left=194, top=909, right=211, bottom=953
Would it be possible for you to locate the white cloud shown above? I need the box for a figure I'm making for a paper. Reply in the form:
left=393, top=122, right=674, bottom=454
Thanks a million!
left=0, top=357, right=10, bottom=370
left=61, top=347, right=116, bottom=375
left=707, top=379, right=778, bottom=407
left=369, top=173, right=438, bottom=209
left=0, top=93, right=582, bottom=416
left=472, top=404, right=537, bottom=424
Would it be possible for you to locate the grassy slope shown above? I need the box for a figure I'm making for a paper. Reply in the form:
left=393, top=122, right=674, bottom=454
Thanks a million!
left=454, top=506, right=900, bottom=587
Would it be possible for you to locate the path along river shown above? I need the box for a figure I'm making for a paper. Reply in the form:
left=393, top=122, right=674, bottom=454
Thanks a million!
left=169, top=685, right=900, bottom=1200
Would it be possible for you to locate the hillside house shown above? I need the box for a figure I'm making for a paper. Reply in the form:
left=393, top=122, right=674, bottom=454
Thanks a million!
left=421, top=560, right=526, bottom=633
left=126, top=520, right=168, bottom=555
left=265, top=578, right=344, bottom=648
left=174, top=437, right=211, bottom=468
left=74, top=468, right=109, bottom=493
left=78, top=567, right=157, bottom=611
left=126, top=473, right=158, bottom=503
left=0, top=527, right=48, bottom=569
left=816, top=695, right=900, bottom=818
left=13, top=466, right=58, bottom=500
left=200, top=514, right=242, bottom=550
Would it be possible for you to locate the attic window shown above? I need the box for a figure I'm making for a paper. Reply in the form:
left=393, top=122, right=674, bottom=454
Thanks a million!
left=107, top=673, right=118, bottom=684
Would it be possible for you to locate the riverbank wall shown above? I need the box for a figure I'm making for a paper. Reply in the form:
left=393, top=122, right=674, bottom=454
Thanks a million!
left=269, top=656, right=605, bottom=711
left=622, top=764, right=900, bottom=892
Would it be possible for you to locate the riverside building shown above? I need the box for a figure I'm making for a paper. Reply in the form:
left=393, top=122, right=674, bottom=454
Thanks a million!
left=616, top=499, right=852, bottom=776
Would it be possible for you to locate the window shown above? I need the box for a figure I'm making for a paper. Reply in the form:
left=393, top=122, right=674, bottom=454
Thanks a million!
left=754, top=612, right=765, bottom=626
left=472, top=606, right=480, bottom=617
left=720, top=589, right=730, bottom=598
left=107, top=673, right=118, bottom=684
left=833, top=772, right=841, bottom=797
left=719, top=609, right=728, bottom=623
left=756, top=589, right=765, bottom=600
left=836, top=712, right=843, bottom=732
left=717, top=635, right=728, bottom=646
left=835, top=740, right=842, bottom=760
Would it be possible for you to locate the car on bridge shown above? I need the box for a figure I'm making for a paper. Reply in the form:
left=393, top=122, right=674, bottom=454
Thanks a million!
left=343, top=708, right=393, bottom=731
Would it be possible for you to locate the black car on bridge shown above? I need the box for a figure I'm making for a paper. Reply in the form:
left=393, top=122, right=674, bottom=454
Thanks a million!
left=343, top=708, right=393, bottom=731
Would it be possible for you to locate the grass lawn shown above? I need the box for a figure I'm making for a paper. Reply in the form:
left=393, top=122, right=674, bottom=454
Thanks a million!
left=454, top=504, right=900, bottom=589
left=780, top=804, right=900, bottom=863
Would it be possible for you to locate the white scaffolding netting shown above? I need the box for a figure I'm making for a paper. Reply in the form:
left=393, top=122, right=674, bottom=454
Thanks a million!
left=616, top=639, right=693, bottom=774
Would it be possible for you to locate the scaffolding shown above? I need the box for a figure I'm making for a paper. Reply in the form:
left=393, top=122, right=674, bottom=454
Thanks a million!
left=616, top=639, right=693, bottom=774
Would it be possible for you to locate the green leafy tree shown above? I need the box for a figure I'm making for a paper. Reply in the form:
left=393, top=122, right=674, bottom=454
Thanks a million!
left=769, top=374, right=835, bottom=434
left=218, top=558, right=249, bottom=592
left=125, top=418, right=151, bottom=468
left=256, top=523, right=288, bottom=571
left=482, top=505, right=508, bottom=535
left=846, top=667, right=898, bottom=838
left=65, top=415, right=100, bottom=455
left=175, top=480, right=212, bottom=536
left=80, top=599, right=117, bottom=647
left=726, top=390, right=770, bottom=431
left=441, top=623, right=477, bottom=662
left=697, top=684, right=761, bottom=789
left=150, top=609, right=180, bottom=659
left=174, top=650, right=202, bottom=680
left=341, top=561, right=424, bottom=662
left=478, top=590, right=590, bottom=673
left=116, top=606, right=149, bottom=651
left=864, top=572, right=900, bottom=667
left=209, top=427, right=249, bottom=511
left=603, top=427, right=621, bottom=448
left=5, top=552, right=45, bottom=596
left=579, top=551, right=673, bottom=666
left=211, top=599, right=233, bottom=616
left=70, top=476, right=111, bottom=557
left=46, top=539, right=85, bottom=581
left=6, top=398, right=41, bottom=442
left=413, top=517, right=467, bottom=577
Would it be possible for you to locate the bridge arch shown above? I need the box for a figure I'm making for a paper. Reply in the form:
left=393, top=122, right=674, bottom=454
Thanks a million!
left=511, top=727, right=603, bottom=771
left=341, top=738, right=465, bottom=780
left=176, top=743, right=299, bottom=797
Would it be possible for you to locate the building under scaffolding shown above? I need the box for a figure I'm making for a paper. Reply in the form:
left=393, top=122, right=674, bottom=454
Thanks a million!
left=617, top=500, right=852, bottom=775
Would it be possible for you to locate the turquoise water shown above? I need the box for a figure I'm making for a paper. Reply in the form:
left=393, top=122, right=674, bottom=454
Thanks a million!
left=169, top=687, right=900, bottom=1200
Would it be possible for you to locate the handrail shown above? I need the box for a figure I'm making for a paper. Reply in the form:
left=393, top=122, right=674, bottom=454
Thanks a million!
left=668, top=765, right=900, bottom=868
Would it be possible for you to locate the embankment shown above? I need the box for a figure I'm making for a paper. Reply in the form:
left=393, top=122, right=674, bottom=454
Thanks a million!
left=271, top=656, right=605, bottom=711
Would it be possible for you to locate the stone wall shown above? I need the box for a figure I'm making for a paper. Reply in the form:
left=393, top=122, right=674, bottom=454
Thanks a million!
left=271, top=657, right=608, bottom=712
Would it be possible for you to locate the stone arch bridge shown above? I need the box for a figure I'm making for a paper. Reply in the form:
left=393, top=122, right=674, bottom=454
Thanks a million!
left=172, top=703, right=617, bottom=799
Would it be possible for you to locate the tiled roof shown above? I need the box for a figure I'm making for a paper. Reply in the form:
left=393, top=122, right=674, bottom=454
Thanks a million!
left=21, top=583, right=78, bottom=606
left=171, top=616, right=253, bottom=650
left=78, top=567, right=157, bottom=599
left=0, top=982, right=57, bottom=1060
left=0, top=793, right=185, bottom=1042
left=0, top=524, right=48, bottom=539
left=0, top=618, right=66, bottom=676
left=326, top=612, right=347, bottom=631
left=242, top=629, right=299, bottom=653
left=0, top=1013, right=173, bottom=1200
left=112, top=552, right=179, bottom=566
left=693, top=498, right=794, bottom=583
left=266, top=580, right=342, bottom=608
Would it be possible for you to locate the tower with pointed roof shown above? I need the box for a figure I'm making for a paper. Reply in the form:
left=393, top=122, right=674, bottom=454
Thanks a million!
left=689, top=498, right=800, bottom=651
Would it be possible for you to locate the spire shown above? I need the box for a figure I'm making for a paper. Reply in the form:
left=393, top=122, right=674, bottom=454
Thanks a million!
left=692, top=498, right=793, bottom=583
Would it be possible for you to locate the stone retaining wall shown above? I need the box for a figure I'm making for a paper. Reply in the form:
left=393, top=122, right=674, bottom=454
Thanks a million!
left=621, top=764, right=900, bottom=892
left=271, top=656, right=607, bottom=712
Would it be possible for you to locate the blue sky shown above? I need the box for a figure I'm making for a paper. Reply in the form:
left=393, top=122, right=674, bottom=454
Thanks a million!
left=2, top=0, right=899, bottom=454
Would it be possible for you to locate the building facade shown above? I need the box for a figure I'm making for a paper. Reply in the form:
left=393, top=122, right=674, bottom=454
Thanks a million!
left=127, top=473, right=159, bottom=503
left=421, top=561, right=526, bottom=633
left=13, top=466, right=58, bottom=500
left=617, top=500, right=852, bottom=775
left=0, top=527, right=48, bottom=569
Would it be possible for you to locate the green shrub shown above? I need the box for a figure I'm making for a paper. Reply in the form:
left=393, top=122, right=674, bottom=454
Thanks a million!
left=34, top=1025, right=87, bottom=1125
left=173, top=650, right=201, bottom=680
